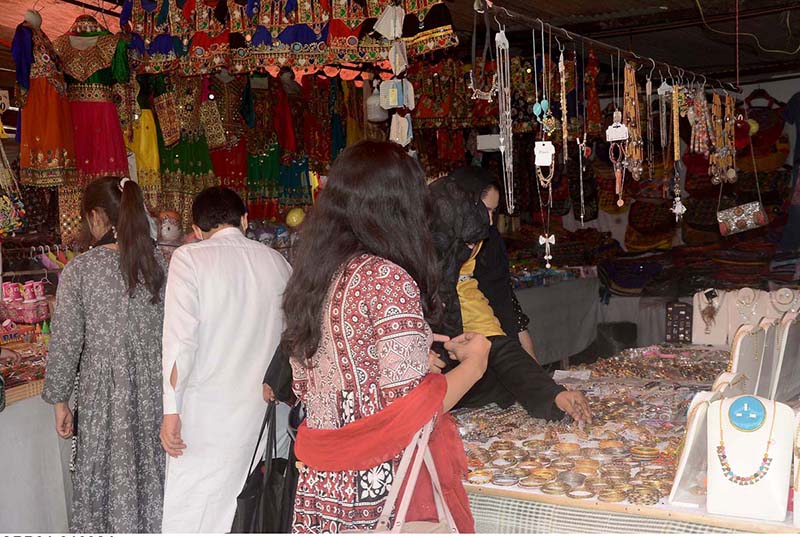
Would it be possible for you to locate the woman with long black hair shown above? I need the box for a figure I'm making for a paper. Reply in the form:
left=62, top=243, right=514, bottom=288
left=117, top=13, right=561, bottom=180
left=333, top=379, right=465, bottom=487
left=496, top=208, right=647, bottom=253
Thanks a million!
left=43, top=177, right=166, bottom=532
left=282, top=141, right=488, bottom=533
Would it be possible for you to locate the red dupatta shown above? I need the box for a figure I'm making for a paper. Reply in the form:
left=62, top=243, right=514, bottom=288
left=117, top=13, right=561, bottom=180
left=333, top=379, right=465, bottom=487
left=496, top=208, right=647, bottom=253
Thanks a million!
left=295, top=374, right=474, bottom=533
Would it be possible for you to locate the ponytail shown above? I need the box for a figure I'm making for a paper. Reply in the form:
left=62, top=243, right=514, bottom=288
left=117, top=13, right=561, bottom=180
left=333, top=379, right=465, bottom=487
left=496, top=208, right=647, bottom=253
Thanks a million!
left=118, top=179, right=165, bottom=304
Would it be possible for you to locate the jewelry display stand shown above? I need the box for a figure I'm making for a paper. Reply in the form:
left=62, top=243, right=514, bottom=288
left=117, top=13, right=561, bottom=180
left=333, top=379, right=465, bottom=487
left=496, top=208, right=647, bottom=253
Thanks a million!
left=754, top=318, right=779, bottom=398
left=669, top=391, right=720, bottom=508
left=707, top=396, right=793, bottom=522
left=726, top=288, right=771, bottom=342
left=712, top=372, right=747, bottom=398
left=771, top=312, right=800, bottom=403
left=729, top=324, right=766, bottom=395
left=794, top=412, right=800, bottom=528
left=692, top=289, right=730, bottom=346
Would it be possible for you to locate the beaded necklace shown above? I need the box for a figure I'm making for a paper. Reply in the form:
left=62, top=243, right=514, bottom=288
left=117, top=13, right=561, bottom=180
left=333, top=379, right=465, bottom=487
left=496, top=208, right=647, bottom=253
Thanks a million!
left=623, top=62, right=643, bottom=180
left=716, top=399, right=777, bottom=486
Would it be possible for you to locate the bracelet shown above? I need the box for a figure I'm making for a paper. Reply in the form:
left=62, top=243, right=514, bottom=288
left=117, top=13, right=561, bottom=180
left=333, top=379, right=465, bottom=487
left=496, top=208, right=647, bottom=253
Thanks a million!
left=541, top=481, right=571, bottom=495
left=467, top=470, right=494, bottom=485
left=574, top=458, right=600, bottom=469
left=628, top=486, right=660, bottom=505
left=504, top=467, right=532, bottom=479
left=584, top=478, right=611, bottom=492
left=566, top=487, right=596, bottom=500
left=517, top=459, right=544, bottom=471
left=574, top=465, right=599, bottom=477
left=558, top=470, right=586, bottom=488
left=519, top=475, right=551, bottom=488
left=602, top=446, right=629, bottom=457
left=490, top=440, right=515, bottom=451
left=531, top=468, right=558, bottom=482
left=491, top=473, right=520, bottom=487
left=599, top=440, right=625, bottom=450
left=555, top=442, right=581, bottom=455
left=489, top=456, right=517, bottom=469
left=551, top=459, right=576, bottom=471
left=598, top=488, right=628, bottom=503
left=580, top=447, right=602, bottom=457
left=523, top=439, right=552, bottom=451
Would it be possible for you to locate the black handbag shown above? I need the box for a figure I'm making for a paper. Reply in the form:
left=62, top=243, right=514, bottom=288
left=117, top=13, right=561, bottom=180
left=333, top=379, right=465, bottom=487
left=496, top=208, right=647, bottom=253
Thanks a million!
left=278, top=402, right=305, bottom=533
left=231, top=402, right=286, bottom=533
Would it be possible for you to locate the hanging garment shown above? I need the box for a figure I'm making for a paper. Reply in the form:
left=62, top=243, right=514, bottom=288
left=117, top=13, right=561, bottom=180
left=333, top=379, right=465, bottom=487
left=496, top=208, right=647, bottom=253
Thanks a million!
left=155, top=75, right=216, bottom=230
left=12, top=20, right=76, bottom=187
left=126, top=75, right=161, bottom=209
left=208, top=73, right=248, bottom=197
left=121, top=0, right=178, bottom=74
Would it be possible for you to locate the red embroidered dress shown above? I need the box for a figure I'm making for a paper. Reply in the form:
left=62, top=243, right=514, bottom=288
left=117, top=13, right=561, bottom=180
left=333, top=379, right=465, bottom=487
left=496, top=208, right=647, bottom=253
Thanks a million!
left=290, top=254, right=432, bottom=533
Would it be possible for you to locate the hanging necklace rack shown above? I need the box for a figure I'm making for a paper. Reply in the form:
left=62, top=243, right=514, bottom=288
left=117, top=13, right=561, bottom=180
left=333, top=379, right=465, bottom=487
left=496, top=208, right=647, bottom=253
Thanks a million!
left=495, top=24, right=514, bottom=214
left=483, top=5, right=739, bottom=99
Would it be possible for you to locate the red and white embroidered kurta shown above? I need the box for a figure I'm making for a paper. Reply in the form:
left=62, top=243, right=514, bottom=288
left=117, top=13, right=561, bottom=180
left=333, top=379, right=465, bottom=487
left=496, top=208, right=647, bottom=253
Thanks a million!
left=291, top=254, right=432, bottom=533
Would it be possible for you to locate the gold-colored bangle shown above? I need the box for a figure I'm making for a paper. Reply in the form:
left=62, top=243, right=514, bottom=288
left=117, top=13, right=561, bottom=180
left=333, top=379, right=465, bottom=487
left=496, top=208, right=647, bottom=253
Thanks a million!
left=628, top=486, right=660, bottom=505
left=467, top=470, right=494, bottom=485
left=523, top=439, right=552, bottom=450
left=551, top=459, right=576, bottom=471
left=555, top=442, right=581, bottom=455
left=531, top=468, right=557, bottom=482
left=491, top=473, right=519, bottom=487
left=490, top=440, right=515, bottom=451
left=541, top=481, right=571, bottom=495
left=574, top=465, right=599, bottom=477
left=566, top=487, right=596, bottom=500
left=519, top=475, right=550, bottom=488
left=600, top=468, right=629, bottom=481
left=509, top=448, right=530, bottom=460
left=574, top=458, right=600, bottom=469
left=612, top=482, right=633, bottom=494
left=489, top=456, right=517, bottom=469
left=598, top=489, right=628, bottom=503
left=630, top=445, right=660, bottom=457
left=504, top=467, right=531, bottom=479
left=517, top=459, right=544, bottom=471
left=599, top=439, right=625, bottom=450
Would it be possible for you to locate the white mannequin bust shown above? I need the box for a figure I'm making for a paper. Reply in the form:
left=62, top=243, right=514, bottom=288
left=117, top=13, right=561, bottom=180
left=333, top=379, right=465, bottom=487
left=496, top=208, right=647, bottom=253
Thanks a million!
left=707, top=396, right=793, bottom=521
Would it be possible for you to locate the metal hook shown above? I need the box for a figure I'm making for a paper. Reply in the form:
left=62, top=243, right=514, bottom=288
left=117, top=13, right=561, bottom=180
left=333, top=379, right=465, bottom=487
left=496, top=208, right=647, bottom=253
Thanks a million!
left=666, top=65, right=673, bottom=84
left=689, top=71, right=696, bottom=87
left=555, top=35, right=564, bottom=53
left=700, top=74, right=707, bottom=87
left=646, top=58, right=656, bottom=80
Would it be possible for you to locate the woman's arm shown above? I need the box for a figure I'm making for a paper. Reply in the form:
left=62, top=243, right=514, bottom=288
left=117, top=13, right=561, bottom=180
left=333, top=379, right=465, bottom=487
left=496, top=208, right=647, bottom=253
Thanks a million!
left=442, top=333, right=490, bottom=412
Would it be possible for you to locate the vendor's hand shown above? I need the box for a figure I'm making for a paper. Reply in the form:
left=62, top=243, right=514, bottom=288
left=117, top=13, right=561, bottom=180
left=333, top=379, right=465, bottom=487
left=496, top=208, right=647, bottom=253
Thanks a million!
left=160, top=413, right=186, bottom=457
left=555, top=390, right=591, bottom=423
left=54, top=402, right=73, bottom=439
left=429, top=333, right=450, bottom=374
left=444, top=332, right=490, bottom=377
left=263, top=383, right=275, bottom=402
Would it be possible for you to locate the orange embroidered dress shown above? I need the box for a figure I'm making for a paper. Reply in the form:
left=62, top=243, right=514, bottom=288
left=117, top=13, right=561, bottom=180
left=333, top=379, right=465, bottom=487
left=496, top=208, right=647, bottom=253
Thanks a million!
left=12, top=20, right=76, bottom=187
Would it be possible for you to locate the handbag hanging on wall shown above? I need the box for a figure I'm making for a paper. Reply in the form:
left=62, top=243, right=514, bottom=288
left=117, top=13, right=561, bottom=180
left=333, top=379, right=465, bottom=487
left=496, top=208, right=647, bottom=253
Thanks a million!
left=717, top=109, right=768, bottom=237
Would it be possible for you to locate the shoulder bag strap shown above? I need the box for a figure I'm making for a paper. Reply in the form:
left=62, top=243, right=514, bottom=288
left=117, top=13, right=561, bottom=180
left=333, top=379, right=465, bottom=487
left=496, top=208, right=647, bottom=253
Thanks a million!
left=373, top=421, right=423, bottom=531
left=247, top=402, right=274, bottom=473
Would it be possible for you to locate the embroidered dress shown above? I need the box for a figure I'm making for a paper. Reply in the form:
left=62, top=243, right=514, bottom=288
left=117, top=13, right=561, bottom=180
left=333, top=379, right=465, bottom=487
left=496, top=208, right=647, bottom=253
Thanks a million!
left=53, top=16, right=131, bottom=245
left=127, top=75, right=161, bottom=209
left=244, top=77, right=280, bottom=216
left=208, top=73, right=248, bottom=197
left=11, top=22, right=76, bottom=187
left=121, top=0, right=179, bottom=74
left=155, top=75, right=216, bottom=230
left=291, top=254, right=432, bottom=533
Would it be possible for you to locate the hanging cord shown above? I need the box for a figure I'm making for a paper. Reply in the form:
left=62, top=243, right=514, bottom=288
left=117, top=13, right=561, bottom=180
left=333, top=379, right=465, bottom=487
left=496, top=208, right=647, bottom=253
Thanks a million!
left=469, top=10, right=498, bottom=100
left=495, top=26, right=514, bottom=214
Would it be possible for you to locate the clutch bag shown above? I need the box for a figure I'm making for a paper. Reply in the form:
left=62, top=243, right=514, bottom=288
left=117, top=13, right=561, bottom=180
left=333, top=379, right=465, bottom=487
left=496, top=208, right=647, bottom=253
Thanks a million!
left=717, top=201, right=768, bottom=236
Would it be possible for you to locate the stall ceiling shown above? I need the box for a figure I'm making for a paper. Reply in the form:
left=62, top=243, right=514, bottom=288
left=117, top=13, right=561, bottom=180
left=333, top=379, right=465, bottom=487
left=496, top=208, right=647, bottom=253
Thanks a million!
left=0, top=0, right=797, bottom=83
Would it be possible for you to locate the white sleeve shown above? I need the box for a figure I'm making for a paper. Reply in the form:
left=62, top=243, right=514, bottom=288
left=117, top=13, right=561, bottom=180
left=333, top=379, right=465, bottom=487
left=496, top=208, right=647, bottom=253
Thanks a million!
left=162, top=248, right=200, bottom=415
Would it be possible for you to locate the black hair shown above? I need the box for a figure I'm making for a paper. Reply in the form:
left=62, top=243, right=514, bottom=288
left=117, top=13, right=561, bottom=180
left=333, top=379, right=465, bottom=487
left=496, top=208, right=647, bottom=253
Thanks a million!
left=82, top=177, right=165, bottom=304
left=192, top=187, right=247, bottom=232
left=282, top=140, right=442, bottom=363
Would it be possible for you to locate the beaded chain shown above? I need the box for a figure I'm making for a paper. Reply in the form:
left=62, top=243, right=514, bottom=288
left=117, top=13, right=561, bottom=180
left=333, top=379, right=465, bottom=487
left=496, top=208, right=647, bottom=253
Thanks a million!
left=716, top=399, right=777, bottom=486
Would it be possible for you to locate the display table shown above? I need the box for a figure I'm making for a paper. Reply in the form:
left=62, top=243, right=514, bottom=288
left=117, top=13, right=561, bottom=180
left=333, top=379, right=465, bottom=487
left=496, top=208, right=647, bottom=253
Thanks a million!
left=517, top=278, right=690, bottom=365
left=0, top=391, right=71, bottom=532
left=466, top=486, right=795, bottom=533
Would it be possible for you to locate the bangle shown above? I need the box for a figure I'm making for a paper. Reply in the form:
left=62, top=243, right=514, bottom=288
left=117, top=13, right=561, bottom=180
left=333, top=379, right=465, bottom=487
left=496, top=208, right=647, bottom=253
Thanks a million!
left=541, top=481, right=571, bottom=495
left=519, top=475, right=551, bottom=488
left=467, top=470, right=493, bottom=485
left=490, top=440, right=515, bottom=451
left=574, top=465, right=599, bottom=477
left=491, top=473, right=519, bottom=487
left=489, top=456, right=517, bottom=469
left=574, top=458, right=600, bottom=469
left=599, top=440, right=625, bottom=450
left=504, top=467, right=532, bottom=479
left=531, top=468, right=557, bottom=482
left=598, top=488, right=628, bottom=503
left=523, top=439, right=552, bottom=451
left=566, top=487, right=596, bottom=500
left=558, top=470, right=586, bottom=488
left=555, top=442, right=581, bottom=455
left=509, top=447, right=530, bottom=460
left=584, top=478, right=611, bottom=492
left=551, top=459, right=576, bottom=471
left=517, top=459, right=544, bottom=471
left=628, top=486, right=660, bottom=505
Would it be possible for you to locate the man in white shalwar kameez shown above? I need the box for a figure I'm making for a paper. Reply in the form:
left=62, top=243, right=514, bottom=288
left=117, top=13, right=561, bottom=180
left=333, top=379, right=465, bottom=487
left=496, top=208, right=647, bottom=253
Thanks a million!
left=160, top=187, right=292, bottom=533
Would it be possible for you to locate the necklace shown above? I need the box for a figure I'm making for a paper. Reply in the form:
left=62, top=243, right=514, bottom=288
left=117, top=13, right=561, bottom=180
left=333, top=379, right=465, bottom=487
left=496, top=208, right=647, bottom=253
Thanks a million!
left=541, top=26, right=556, bottom=136
left=468, top=11, right=497, bottom=102
left=735, top=288, right=758, bottom=322
left=531, top=29, right=542, bottom=123
left=717, top=399, right=776, bottom=486
left=623, top=62, right=643, bottom=181
left=699, top=291, right=720, bottom=334
left=495, top=27, right=514, bottom=214
left=609, top=142, right=626, bottom=207
left=559, top=46, right=568, bottom=163
left=646, top=73, right=655, bottom=181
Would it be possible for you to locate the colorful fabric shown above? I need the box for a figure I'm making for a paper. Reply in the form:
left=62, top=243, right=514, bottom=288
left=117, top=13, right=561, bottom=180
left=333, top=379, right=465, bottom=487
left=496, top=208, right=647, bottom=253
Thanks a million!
left=12, top=24, right=76, bottom=187
left=127, top=109, right=161, bottom=209
left=458, top=242, right=505, bottom=337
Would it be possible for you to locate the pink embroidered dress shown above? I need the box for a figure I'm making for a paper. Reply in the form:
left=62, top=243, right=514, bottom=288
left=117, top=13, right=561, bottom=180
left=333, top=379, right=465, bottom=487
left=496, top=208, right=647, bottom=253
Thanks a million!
left=290, top=254, right=432, bottom=533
